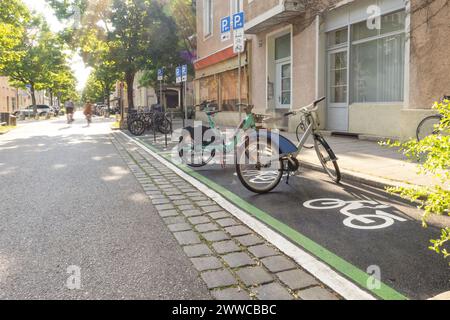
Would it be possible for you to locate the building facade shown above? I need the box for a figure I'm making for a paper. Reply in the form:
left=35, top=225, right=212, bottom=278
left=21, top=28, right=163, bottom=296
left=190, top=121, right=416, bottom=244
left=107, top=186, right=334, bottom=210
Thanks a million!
left=0, top=77, right=32, bottom=113
left=195, top=0, right=450, bottom=139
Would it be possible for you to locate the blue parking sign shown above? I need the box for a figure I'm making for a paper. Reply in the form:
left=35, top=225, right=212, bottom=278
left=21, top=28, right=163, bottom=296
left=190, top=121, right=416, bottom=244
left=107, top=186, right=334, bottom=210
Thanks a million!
left=221, top=16, right=231, bottom=33
left=182, top=65, right=188, bottom=82
left=233, top=12, right=244, bottom=30
left=157, top=68, right=163, bottom=81
left=176, top=67, right=182, bottom=83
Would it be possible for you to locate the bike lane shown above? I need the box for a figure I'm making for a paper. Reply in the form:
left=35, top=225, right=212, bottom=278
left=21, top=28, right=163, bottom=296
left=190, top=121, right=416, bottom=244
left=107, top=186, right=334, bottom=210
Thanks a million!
left=136, top=134, right=449, bottom=300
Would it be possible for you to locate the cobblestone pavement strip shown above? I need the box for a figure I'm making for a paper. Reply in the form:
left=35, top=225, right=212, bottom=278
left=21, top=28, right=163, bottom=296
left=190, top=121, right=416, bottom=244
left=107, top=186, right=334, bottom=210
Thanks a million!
left=112, top=132, right=342, bottom=300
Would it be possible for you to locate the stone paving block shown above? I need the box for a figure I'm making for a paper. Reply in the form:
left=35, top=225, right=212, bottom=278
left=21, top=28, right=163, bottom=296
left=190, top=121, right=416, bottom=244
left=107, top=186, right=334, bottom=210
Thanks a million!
left=173, top=199, right=190, bottom=205
left=211, top=288, right=251, bottom=300
left=261, top=256, right=296, bottom=273
left=173, top=231, right=201, bottom=245
left=297, top=287, right=339, bottom=300
left=248, top=244, right=278, bottom=258
left=192, top=196, right=209, bottom=202
left=168, top=223, right=192, bottom=233
left=201, top=269, right=238, bottom=289
left=196, top=200, right=216, bottom=207
left=195, top=223, right=220, bottom=233
left=188, top=216, right=211, bottom=225
left=163, top=216, right=186, bottom=225
left=148, top=194, right=167, bottom=200
left=158, top=210, right=179, bottom=218
left=151, top=198, right=170, bottom=205
left=178, top=205, right=196, bottom=211
left=146, top=191, right=164, bottom=196
left=276, top=270, right=319, bottom=291
left=222, top=252, right=256, bottom=268
left=202, top=205, right=224, bottom=213
left=209, top=211, right=231, bottom=220
left=182, top=209, right=203, bottom=217
left=183, top=244, right=213, bottom=258
left=212, top=241, right=241, bottom=255
left=225, top=226, right=253, bottom=237
left=203, top=231, right=231, bottom=242
left=216, top=218, right=239, bottom=228
left=235, top=235, right=265, bottom=247
left=155, top=204, right=175, bottom=211
left=236, top=266, right=274, bottom=287
left=190, top=257, right=223, bottom=272
left=253, top=283, right=294, bottom=300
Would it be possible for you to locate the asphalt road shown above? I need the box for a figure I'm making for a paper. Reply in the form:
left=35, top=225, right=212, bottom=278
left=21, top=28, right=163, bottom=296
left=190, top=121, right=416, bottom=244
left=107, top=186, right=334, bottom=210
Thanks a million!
left=139, top=130, right=450, bottom=300
left=0, top=114, right=210, bottom=300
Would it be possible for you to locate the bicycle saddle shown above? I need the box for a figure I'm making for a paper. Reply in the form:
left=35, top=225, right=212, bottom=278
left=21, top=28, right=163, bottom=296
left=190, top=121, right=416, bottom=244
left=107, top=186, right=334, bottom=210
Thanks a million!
left=205, top=110, right=221, bottom=116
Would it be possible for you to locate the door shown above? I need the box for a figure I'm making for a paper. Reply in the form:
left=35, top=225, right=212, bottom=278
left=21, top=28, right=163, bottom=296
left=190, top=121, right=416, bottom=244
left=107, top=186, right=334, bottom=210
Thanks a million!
left=327, top=48, right=349, bottom=132
left=275, top=60, right=291, bottom=109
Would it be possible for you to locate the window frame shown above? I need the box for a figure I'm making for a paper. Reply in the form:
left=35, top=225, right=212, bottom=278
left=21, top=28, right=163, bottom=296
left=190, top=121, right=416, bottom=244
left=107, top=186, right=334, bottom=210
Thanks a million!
left=326, top=10, right=406, bottom=105
left=203, top=0, right=213, bottom=39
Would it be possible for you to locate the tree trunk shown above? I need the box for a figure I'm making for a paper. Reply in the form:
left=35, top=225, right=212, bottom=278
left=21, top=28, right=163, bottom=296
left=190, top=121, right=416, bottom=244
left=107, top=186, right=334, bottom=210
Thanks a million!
left=31, top=86, right=37, bottom=117
left=125, top=71, right=135, bottom=111
left=49, top=89, right=53, bottom=107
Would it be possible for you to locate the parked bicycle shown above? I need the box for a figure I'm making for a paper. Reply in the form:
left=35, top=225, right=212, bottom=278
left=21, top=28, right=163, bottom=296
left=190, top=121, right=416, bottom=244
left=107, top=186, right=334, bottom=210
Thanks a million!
left=416, top=95, right=449, bottom=141
left=178, top=101, right=263, bottom=168
left=236, top=97, right=341, bottom=194
left=128, top=108, right=172, bottom=136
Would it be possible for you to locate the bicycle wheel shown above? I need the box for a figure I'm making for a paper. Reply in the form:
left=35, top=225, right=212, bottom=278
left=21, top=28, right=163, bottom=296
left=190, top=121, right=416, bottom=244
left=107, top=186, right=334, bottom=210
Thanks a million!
left=416, top=115, right=442, bottom=141
left=129, top=119, right=146, bottom=136
left=314, top=136, right=341, bottom=183
left=178, top=131, right=215, bottom=168
left=236, top=137, right=283, bottom=194
left=158, top=116, right=172, bottom=134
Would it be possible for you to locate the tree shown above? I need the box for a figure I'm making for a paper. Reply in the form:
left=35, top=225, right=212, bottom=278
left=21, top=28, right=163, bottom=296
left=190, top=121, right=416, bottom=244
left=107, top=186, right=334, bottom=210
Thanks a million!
left=0, top=0, right=30, bottom=70
left=82, top=72, right=103, bottom=103
left=384, top=99, right=450, bottom=263
left=0, top=16, right=68, bottom=114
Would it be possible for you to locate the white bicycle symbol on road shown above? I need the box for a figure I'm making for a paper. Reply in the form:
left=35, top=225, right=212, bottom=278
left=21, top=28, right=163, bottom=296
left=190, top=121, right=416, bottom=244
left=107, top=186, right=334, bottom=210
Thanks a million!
left=303, top=198, right=407, bottom=230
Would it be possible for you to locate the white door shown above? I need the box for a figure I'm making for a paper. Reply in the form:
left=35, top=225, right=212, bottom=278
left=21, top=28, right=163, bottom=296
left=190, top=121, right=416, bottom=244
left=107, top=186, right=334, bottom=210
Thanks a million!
left=275, top=60, right=291, bottom=109
left=327, top=48, right=349, bottom=132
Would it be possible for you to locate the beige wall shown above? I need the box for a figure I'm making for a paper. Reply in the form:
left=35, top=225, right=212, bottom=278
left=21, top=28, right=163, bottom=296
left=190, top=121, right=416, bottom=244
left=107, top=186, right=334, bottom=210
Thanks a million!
left=0, top=77, right=32, bottom=113
left=197, top=0, right=234, bottom=60
left=409, top=0, right=450, bottom=109
left=245, top=0, right=280, bottom=21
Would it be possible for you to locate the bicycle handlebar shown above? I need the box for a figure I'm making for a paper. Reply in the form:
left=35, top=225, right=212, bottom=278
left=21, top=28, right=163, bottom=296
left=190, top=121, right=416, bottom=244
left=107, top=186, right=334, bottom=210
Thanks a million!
left=284, top=97, right=326, bottom=117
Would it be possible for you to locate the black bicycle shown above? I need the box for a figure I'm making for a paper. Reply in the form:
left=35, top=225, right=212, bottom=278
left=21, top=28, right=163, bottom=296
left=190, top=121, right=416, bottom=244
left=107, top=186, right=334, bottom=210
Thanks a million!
left=416, top=95, right=448, bottom=141
left=128, top=110, right=172, bottom=136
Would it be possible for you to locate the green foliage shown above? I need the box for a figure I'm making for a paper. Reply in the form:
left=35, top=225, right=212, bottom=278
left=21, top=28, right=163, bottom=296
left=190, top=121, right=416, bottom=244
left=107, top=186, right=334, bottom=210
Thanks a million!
left=0, top=0, right=30, bottom=68
left=383, top=100, right=450, bottom=263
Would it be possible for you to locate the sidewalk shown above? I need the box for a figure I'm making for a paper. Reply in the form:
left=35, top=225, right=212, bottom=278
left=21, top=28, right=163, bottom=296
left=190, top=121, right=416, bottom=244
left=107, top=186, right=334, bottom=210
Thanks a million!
left=283, top=132, right=439, bottom=189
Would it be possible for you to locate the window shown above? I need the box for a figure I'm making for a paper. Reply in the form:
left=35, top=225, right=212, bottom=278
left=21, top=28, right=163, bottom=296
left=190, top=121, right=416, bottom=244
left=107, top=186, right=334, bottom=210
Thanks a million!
left=275, top=33, right=291, bottom=61
left=203, top=0, right=213, bottom=38
left=327, top=11, right=406, bottom=104
left=231, top=0, right=243, bottom=14
left=351, top=11, right=405, bottom=103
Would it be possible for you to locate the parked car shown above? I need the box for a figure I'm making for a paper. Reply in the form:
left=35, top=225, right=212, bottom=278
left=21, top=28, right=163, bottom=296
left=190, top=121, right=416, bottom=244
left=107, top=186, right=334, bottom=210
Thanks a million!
left=14, top=105, right=54, bottom=117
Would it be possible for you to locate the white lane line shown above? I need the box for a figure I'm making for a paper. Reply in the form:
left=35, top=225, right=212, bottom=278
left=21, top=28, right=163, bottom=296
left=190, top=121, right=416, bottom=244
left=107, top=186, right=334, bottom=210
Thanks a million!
left=119, top=131, right=376, bottom=300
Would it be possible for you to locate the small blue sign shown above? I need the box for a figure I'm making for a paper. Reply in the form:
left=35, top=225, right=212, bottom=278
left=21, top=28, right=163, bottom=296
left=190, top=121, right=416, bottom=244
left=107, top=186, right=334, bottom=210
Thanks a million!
left=221, top=16, right=231, bottom=33
left=233, top=12, right=244, bottom=30
left=176, top=66, right=182, bottom=83
left=157, top=68, right=164, bottom=80
left=182, top=65, right=188, bottom=82
left=25, top=84, right=32, bottom=89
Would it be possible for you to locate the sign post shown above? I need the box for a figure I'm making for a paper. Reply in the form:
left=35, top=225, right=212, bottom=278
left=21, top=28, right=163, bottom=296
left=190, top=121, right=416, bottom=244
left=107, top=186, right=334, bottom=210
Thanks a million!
left=182, top=65, right=188, bottom=123
left=158, top=68, right=164, bottom=112
left=176, top=66, right=183, bottom=126
left=233, top=12, right=245, bottom=122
